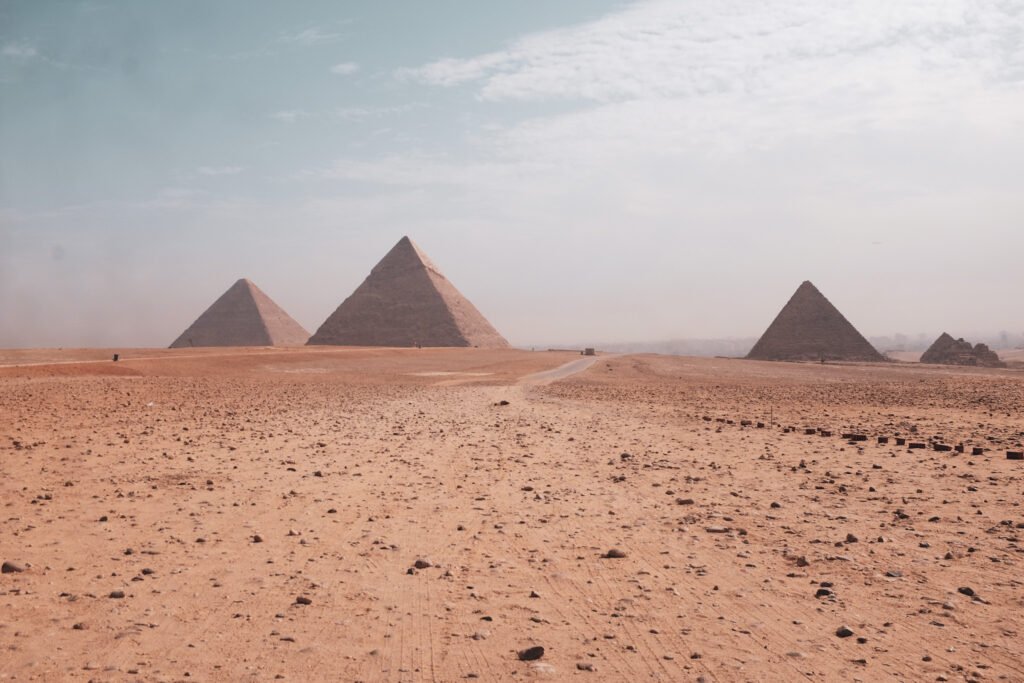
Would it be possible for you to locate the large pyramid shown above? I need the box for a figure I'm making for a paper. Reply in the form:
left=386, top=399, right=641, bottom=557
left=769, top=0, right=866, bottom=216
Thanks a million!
left=170, top=278, right=310, bottom=348
left=746, top=281, right=883, bottom=362
left=307, top=236, right=509, bottom=348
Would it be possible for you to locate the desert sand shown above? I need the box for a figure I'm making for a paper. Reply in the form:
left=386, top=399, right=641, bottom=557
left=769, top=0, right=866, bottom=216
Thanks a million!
left=2, top=348, right=1023, bottom=682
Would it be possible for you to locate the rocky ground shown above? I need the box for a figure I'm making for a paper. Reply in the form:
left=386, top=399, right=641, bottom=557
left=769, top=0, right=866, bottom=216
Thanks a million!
left=1, top=349, right=1023, bottom=682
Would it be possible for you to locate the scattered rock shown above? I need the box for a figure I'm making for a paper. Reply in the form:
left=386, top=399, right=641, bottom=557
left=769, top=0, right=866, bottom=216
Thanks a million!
left=1, top=561, right=25, bottom=574
left=836, top=626, right=854, bottom=638
left=602, top=549, right=627, bottom=559
left=517, top=646, right=545, bottom=661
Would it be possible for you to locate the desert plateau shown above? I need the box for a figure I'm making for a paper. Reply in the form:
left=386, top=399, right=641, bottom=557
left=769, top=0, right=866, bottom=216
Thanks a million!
left=2, top=348, right=1023, bottom=682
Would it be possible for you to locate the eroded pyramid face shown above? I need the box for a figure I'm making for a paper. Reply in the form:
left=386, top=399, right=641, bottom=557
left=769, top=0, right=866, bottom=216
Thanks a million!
left=170, top=279, right=309, bottom=348
left=746, top=281, right=882, bottom=362
left=307, top=237, right=509, bottom=348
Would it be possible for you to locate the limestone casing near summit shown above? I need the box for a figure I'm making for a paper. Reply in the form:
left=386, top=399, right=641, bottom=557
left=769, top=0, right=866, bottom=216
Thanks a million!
left=307, top=237, right=509, bottom=348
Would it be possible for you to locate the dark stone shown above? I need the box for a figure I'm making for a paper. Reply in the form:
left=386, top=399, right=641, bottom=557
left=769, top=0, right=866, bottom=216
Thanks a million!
left=836, top=626, right=854, bottom=638
left=517, top=646, right=545, bottom=661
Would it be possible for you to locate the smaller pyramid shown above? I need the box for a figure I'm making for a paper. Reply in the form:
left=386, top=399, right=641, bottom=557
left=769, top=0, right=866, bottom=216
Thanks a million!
left=921, top=333, right=1005, bottom=367
left=307, top=236, right=509, bottom=348
left=920, top=332, right=958, bottom=363
left=747, top=281, right=882, bottom=362
left=170, top=279, right=309, bottom=348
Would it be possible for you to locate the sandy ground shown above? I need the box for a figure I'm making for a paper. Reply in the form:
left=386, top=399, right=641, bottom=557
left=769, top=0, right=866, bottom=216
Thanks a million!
left=1, top=349, right=1023, bottom=682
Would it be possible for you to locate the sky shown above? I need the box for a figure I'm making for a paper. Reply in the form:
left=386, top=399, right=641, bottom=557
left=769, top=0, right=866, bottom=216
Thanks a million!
left=1, top=0, right=1022, bottom=348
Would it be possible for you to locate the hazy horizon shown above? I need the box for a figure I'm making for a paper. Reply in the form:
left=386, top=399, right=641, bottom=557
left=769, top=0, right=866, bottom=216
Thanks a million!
left=2, top=1, right=1022, bottom=348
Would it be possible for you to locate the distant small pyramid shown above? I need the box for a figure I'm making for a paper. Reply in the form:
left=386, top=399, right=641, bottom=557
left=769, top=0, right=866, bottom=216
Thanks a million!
left=746, top=281, right=882, bottom=362
left=170, top=279, right=309, bottom=348
left=307, top=236, right=509, bottom=348
left=920, top=333, right=957, bottom=363
left=921, top=332, right=1005, bottom=367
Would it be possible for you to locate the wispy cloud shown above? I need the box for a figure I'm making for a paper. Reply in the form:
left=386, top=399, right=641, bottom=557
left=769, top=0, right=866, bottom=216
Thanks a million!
left=334, top=103, right=424, bottom=119
left=197, top=166, right=245, bottom=176
left=401, top=0, right=1024, bottom=104
left=329, top=61, right=359, bottom=75
left=278, top=26, right=344, bottom=46
left=2, top=42, right=38, bottom=59
left=270, top=104, right=424, bottom=124
left=270, top=109, right=311, bottom=123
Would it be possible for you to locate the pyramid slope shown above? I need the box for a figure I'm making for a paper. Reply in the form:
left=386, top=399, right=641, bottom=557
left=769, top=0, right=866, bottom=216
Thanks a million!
left=746, top=281, right=882, bottom=362
left=170, top=279, right=310, bottom=348
left=920, top=333, right=957, bottom=363
left=307, top=237, right=509, bottom=348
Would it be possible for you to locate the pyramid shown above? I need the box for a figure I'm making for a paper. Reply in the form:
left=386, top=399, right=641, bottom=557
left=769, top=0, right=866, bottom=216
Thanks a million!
left=921, top=332, right=1005, bottom=367
left=746, top=281, right=883, bottom=362
left=920, top=332, right=958, bottom=364
left=170, top=278, right=310, bottom=348
left=307, top=236, right=509, bottom=348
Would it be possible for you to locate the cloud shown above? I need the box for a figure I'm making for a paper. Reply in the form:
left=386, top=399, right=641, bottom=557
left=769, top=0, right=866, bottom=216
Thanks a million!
left=330, top=61, right=359, bottom=75
left=401, top=0, right=1024, bottom=104
left=270, top=109, right=311, bottom=123
left=278, top=27, right=344, bottom=46
left=197, top=166, right=245, bottom=176
left=334, top=103, right=425, bottom=120
left=2, top=42, right=38, bottom=59
left=270, top=104, right=424, bottom=124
